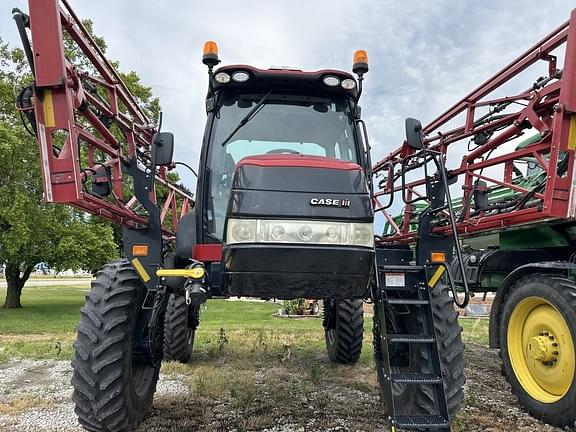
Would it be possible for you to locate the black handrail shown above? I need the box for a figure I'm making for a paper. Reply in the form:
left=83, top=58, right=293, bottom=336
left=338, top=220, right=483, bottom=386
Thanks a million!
left=400, top=150, right=434, bottom=205
left=432, top=154, right=470, bottom=308
left=400, top=148, right=470, bottom=308
left=376, top=161, right=395, bottom=210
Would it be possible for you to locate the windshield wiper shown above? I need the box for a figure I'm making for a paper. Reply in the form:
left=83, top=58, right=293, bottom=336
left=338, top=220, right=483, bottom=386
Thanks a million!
left=220, top=89, right=274, bottom=146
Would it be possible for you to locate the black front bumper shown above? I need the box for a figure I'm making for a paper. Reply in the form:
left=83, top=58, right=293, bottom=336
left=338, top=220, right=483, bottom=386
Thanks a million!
left=222, top=244, right=374, bottom=299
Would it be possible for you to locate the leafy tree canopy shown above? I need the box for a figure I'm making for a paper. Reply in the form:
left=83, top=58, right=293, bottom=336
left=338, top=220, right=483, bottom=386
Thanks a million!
left=0, top=19, right=166, bottom=308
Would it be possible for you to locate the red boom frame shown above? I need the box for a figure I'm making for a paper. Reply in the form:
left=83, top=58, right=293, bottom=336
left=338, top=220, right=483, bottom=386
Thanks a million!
left=25, top=1, right=576, bottom=248
left=373, top=9, right=576, bottom=244
left=23, top=0, right=193, bottom=238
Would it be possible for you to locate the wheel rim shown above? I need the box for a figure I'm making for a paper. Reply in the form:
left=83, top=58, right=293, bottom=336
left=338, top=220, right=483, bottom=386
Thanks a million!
left=507, top=296, right=575, bottom=403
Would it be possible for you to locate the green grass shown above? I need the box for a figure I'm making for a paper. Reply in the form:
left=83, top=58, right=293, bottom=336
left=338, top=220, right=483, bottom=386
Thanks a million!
left=0, top=285, right=88, bottom=334
left=0, top=285, right=489, bottom=364
left=460, top=316, right=490, bottom=345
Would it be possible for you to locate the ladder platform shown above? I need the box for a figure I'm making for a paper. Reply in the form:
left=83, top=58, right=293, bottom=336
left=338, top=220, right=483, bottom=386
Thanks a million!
left=388, top=334, right=435, bottom=343
left=395, top=414, right=449, bottom=429
left=391, top=373, right=442, bottom=384
left=379, top=265, right=425, bottom=273
left=385, top=298, right=430, bottom=305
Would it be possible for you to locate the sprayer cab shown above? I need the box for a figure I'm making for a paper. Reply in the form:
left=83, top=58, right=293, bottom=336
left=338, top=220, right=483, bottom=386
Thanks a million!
left=194, top=43, right=374, bottom=299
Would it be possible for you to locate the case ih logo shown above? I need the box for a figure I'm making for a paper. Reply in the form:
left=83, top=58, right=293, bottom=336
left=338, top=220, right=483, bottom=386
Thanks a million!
left=310, top=198, right=351, bottom=208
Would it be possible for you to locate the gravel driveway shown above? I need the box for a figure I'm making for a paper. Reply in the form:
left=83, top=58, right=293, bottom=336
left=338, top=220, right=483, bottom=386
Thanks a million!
left=0, top=359, right=189, bottom=432
left=0, top=344, right=572, bottom=431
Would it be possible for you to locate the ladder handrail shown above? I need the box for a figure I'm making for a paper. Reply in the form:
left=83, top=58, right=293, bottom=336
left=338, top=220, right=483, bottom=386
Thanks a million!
left=395, top=148, right=471, bottom=308
left=432, top=153, right=470, bottom=308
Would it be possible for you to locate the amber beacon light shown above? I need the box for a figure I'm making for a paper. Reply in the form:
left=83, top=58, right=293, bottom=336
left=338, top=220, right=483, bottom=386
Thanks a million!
left=203, top=40, right=220, bottom=68
left=353, top=49, right=369, bottom=75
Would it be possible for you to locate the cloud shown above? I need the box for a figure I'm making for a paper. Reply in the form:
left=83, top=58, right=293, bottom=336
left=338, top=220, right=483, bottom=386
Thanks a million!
left=2, top=0, right=574, bottom=189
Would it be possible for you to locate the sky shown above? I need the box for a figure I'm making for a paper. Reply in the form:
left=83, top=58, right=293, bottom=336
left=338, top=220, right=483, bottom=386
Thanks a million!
left=1, top=0, right=575, bottom=192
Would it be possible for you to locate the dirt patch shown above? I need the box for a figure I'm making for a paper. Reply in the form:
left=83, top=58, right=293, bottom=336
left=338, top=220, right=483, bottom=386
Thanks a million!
left=0, top=344, right=572, bottom=431
left=0, top=334, right=72, bottom=343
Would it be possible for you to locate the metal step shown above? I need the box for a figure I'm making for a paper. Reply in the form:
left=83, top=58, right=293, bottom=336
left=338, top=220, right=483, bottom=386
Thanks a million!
left=395, top=415, right=449, bottom=429
left=380, top=284, right=414, bottom=292
left=379, top=265, right=424, bottom=273
left=385, top=298, right=430, bottom=305
left=391, top=373, right=442, bottom=384
left=388, top=334, right=435, bottom=344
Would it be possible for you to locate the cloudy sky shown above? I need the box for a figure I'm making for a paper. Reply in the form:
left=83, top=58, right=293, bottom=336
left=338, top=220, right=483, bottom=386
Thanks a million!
left=1, top=0, right=575, bottom=190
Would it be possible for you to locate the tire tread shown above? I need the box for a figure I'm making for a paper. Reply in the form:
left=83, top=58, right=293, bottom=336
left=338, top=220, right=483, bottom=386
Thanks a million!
left=325, top=299, right=364, bottom=364
left=72, top=260, right=159, bottom=432
left=163, top=293, right=198, bottom=363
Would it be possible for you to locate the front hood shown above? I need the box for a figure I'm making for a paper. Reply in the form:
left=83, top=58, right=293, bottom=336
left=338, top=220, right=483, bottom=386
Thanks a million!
left=228, top=155, right=372, bottom=221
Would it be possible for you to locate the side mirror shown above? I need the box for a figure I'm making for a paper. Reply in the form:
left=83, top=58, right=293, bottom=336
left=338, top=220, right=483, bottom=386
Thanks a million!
left=405, top=117, right=424, bottom=150
left=152, top=132, right=174, bottom=166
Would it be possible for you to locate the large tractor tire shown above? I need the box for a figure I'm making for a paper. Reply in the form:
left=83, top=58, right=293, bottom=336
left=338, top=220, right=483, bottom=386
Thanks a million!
left=499, top=274, right=576, bottom=428
left=71, top=260, right=161, bottom=432
left=163, top=293, right=200, bottom=363
left=374, top=284, right=465, bottom=419
left=323, top=298, right=364, bottom=364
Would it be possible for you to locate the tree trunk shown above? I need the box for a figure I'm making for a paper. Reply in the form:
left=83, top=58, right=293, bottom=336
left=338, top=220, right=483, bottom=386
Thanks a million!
left=3, top=263, right=34, bottom=309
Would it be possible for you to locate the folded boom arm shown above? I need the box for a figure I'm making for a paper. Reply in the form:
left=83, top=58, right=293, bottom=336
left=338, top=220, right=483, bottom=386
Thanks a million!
left=373, top=9, right=576, bottom=244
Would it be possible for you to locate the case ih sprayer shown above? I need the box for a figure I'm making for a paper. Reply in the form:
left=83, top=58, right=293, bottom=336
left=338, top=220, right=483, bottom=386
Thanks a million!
left=9, top=0, right=576, bottom=431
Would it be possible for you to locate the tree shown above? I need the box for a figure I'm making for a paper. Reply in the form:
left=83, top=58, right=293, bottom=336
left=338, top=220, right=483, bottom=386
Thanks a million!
left=0, top=103, right=119, bottom=307
left=0, top=20, right=163, bottom=308
left=0, top=41, right=118, bottom=307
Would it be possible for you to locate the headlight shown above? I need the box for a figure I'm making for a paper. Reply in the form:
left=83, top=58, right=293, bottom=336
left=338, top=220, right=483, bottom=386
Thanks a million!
left=341, top=78, right=356, bottom=89
left=270, top=224, right=286, bottom=241
left=227, top=219, right=257, bottom=243
left=323, top=75, right=340, bottom=87
left=352, top=223, right=373, bottom=245
left=225, top=219, right=374, bottom=248
left=231, top=71, right=250, bottom=82
left=214, top=72, right=231, bottom=84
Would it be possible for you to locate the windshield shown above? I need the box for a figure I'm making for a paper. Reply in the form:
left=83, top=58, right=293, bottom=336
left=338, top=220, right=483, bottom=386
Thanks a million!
left=204, top=93, right=359, bottom=240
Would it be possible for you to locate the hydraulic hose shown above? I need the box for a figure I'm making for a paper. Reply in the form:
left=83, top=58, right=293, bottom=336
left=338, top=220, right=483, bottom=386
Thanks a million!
left=12, top=8, right=35, bottom=77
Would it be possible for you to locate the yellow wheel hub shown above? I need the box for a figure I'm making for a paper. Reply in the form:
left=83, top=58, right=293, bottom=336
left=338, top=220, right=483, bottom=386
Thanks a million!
left=508, top=296, right=575, bottom=403
left=527, top=335, right=556, bottom=362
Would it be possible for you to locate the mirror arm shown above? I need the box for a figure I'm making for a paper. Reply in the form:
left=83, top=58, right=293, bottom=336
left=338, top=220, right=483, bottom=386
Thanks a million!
left=148, top=112, right=164, bottom=191
left=147, top=144, right=157, bottom=193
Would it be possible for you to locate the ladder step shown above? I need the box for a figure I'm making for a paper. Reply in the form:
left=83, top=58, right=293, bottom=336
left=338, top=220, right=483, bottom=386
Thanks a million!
left=380, top=285, right=414, bottom=292
left=395, top=415, right=449, bottom=429
left=391, top=373, right=442, bottom=384
left=385, top=298, right=430, bottom=305
left=379, top=265, right=424, bottom=273
left=388, top=334, right=435, bottom=343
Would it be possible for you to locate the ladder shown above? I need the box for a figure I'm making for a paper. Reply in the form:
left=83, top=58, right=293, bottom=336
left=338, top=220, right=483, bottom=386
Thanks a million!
left=371, top=138, right=467, bottom=431
left=374, top=247, right=451, bottom=431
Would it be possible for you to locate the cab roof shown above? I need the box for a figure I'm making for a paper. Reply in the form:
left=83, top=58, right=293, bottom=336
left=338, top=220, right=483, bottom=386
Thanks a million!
left=210, top=65, right=358, bottom=98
